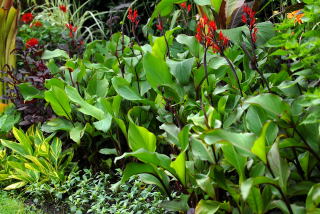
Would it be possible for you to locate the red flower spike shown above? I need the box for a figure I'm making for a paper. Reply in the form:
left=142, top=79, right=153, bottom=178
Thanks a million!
left=26, top=38, right=39, bottom=48
left=127, top=8, right=139, bottom=25
left=59, top=5, right=67, bottom=13
left=21, top=13, right=33, bottom=23
left=242, top=5, right=258, bottom=44
left=195, top=17, right=230, bottom=53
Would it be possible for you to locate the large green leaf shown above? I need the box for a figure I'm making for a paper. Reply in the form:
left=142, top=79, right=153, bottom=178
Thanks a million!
left=196, top=174, right=216, bottom=199
left=44, top=86, right=72, bottom=120
left=247, top=187, right=264, bottom=214
left=143, top=52, right=173, bottom=90
left=178, top=125, right=191, bottom=151
left=111, top=77, right=143, bottom=101
left=115, top=149, right=176, bottom=177
left=210, top=0, right=223, bottom=12
left=170, top=151, right=186, bottom=185
left=191, top=138, right=215, bottom=163
left=221, top=144, right=246, bottom=183
left=128, top=122, right=156, bottom=152
left=222, top=22, right=275, bottom=47
left=241, top=176, right=278, bottom=200
left=0, top=106, right=20, bottom=132
left=245, top=105, right=268, bottom=135
left=245, top=93, right=290, bottom=117
left=176, top=34, right=202, bottom=58
left=147, top=0, right=185, bottom=26
left=195, top=200, right=220, bottom=214
left=167, top=58, right=194, bottom=85
left=18, top=83, right=44, bottom=101
left=42, top=118, right=73, bottom=133
left=65, top=86, right=105, bottom=120
left=86, top=75, right=109, bottom=98
left=93, top=113, right=113, bottom=133
left=267, top=142, right=290, bottom=193
left=204, top=129, right=256, bottom=155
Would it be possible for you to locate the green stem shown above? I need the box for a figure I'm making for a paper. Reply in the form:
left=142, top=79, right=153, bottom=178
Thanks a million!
left=222, top=55, right=243, bottom=97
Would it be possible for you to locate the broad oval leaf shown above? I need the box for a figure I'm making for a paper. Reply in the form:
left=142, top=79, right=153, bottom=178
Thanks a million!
left=143, top=52, right=173, bottom=90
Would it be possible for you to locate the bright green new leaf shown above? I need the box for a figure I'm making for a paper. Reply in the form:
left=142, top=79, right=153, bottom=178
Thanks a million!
left=251, top=122, right=271, bottom=164
left=210, top=0, right=223, bottom=12
left=170, top=151, right=186, bottom=186
left=195, top=200, right=220, bottom=214
left=128, top=122, right=156, bottom=152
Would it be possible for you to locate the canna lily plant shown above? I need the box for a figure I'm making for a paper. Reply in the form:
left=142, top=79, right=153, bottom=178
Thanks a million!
left=0, top=0, right=19, bottom=103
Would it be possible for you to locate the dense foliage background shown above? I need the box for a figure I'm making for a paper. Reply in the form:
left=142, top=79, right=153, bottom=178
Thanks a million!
left=0, top=0, right=319, bottom=213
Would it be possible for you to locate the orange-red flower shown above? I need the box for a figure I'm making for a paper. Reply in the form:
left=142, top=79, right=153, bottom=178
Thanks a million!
left=127, top=8, right=139, bottom=25
left=30, top=21, right=42, bottom=28
left=287, top=10, right=304, bottom=24
left=26, top=38, right=39, bottom=48
left=21, top=13, right=33, bottom=23
left=59, top=5, right=67, bottom=13
left=195, top=16, right=229, bottom=53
